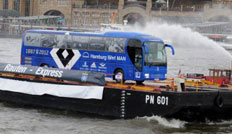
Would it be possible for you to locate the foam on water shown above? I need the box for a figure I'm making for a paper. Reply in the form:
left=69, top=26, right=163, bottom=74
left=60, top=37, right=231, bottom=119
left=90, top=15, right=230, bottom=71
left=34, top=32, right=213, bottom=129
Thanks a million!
left=206, top=120, right=232, bottom=125
left=142, top=116, right=186, bottom=128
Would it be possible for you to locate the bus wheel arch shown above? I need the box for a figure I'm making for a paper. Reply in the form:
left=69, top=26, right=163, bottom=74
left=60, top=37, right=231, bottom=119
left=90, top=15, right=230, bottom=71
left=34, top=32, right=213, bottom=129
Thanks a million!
left=113, top=68, right=125, bottom=83
left=40, top=63, right=49, bottom=68
left=136, top=80, right=144, bottom=85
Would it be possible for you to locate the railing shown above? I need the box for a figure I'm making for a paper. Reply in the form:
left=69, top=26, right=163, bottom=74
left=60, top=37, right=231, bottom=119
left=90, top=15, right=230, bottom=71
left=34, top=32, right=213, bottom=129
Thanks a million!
left=72, top=3, right=204, bottom=12
left=207, top=2, right=232, bottom=9
left=124, top=1, right=147, bottom=5
left=72, top=4, right=118, bottom=9
left=152, top=6, right=204, bottom=12
left=124, top=3, right=146, bottom=9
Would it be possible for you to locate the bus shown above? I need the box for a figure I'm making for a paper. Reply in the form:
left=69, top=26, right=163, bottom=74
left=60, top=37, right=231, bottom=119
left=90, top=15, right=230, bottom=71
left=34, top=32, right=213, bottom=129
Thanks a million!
left=21, top=30, right=174, bottom=83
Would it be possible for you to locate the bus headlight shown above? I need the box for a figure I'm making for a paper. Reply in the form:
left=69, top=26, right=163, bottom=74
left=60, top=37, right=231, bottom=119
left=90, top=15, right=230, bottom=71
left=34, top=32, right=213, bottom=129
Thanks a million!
left=145, top=73, right=149, bottom=78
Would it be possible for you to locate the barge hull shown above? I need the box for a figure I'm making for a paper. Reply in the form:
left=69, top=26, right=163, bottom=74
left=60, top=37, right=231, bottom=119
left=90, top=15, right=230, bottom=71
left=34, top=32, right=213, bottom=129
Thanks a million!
left=0, top=86, right=232, bottom=121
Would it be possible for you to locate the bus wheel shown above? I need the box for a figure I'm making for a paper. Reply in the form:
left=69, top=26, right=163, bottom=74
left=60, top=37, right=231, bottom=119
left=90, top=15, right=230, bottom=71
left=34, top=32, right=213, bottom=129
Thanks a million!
left=136, top=80, right=144, bottom=85
left=114, top=69, right=125, bottom=83
left=41, top=64, right=49, bottom=68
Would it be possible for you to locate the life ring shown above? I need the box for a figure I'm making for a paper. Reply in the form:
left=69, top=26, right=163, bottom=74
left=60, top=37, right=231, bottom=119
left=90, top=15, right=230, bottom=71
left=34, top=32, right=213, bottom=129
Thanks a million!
left=215, top=95, right=224, bottom=108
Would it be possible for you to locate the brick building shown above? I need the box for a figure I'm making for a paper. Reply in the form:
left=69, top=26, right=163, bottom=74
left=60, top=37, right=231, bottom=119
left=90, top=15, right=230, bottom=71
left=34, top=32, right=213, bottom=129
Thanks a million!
left=0, top=0, right=232, bottom=27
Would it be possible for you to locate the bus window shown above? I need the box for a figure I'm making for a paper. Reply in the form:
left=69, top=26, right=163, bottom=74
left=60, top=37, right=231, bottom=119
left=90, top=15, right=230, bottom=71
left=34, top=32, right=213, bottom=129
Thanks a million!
left=72, top=36, right=89, bottom=50
left=40, top=34, right=58, bottom=48
left=127, top=39, right=143, bottom=71
left=117, top=38, right=126, bottom=53
left=24, top=33, right=41, bottom=47
left=144, top=42, right=167, bottom=66
left=57, top=34, right=72, bottom=48
left=89, top=37, right=105, bottom=51
left=105, top=38, right=125, bottom=53
left=135, top=49, right=143, bottom=71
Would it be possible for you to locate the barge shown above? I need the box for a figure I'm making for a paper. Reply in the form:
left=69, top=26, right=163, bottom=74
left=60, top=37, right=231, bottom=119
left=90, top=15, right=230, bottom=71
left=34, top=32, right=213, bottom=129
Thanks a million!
left=0, top=63, right=232, bottom=121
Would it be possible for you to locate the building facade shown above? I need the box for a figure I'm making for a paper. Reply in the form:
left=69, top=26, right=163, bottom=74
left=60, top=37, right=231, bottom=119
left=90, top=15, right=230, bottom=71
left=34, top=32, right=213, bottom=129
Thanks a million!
left=1, top=0, right=30, bottom=16
left=1, top=0, right=232, bottom=27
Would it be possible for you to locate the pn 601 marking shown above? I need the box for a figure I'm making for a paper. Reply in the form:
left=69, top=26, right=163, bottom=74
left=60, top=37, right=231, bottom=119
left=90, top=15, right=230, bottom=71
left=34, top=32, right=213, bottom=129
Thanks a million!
left=157, top=96, right=168, bottom=106
left=145, top=95, right=168, bottom=106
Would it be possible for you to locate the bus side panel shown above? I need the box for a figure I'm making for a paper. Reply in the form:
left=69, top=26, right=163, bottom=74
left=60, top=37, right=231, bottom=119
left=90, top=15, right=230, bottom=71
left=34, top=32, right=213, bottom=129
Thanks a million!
left=71, top=50, right=135, bottom=80
left=21, top=40, right=30, bottom=65
left=21, top=43, right=136, bottom=81
left=21, top=40, right=25, bottom=65
left=34, top=56, right=57, bottom=67
left=21, top=46, right=38, bottom=66
left=21, top=46, right=57, bottom=67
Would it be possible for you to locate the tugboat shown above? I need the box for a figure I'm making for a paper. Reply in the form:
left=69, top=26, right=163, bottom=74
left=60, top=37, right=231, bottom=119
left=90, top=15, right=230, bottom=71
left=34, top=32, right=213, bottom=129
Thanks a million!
left=0, top=63, right=232, bottom=122
left=185, top=69, right=232, bottom=87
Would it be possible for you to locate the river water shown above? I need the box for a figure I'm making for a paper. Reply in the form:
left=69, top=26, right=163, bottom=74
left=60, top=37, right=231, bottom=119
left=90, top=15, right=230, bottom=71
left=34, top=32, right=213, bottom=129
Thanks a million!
left=1, top=26, right=232, bottom=133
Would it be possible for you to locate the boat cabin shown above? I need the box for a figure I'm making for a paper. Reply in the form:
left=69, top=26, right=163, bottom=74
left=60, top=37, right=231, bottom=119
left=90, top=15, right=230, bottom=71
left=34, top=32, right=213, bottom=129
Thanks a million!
left=205, top=69, right=232, bottom=85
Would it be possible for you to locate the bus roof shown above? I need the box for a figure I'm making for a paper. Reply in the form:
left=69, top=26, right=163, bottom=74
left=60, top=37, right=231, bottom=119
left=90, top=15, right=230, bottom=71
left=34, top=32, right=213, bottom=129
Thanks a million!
left=26, top=29, right=163, bottom=42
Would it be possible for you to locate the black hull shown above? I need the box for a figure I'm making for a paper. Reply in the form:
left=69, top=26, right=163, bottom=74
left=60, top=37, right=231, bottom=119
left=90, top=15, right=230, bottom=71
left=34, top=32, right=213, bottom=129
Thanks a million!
left=0, top=87, right=232, bottom=122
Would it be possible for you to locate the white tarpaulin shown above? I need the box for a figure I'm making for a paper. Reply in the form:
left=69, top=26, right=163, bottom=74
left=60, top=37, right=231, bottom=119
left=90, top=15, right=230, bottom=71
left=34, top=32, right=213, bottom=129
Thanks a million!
left=0, top=78, right=104, bottom=100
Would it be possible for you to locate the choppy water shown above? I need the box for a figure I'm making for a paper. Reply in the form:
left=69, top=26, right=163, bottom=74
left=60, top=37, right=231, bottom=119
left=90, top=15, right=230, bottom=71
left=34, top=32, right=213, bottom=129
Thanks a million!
left=0, top=32, right=232, bottom=134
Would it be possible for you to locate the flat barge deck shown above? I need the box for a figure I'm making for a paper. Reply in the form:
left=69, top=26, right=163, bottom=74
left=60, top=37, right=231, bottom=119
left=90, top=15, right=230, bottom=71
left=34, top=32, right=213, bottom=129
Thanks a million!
left=0, top=63, right=232, bottom=122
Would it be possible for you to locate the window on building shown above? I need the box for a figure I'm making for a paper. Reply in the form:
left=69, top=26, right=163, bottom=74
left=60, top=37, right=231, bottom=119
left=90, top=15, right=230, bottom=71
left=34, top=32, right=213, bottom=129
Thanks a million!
left=58, top=0, right=69, bottom=6
left=74, top=19, right=78, bottom=25
left=82, top=12, right=90, bottom=17
left=3, top=0, right=8, bottom=10
left=82, top=12, right=90, bottom=25
left=92, top=19, right=99, bottom=26
left=102, top=13, right=110, bottom=24
left=75, top=18, right=82, bottom=26
left=40, top=0, right=48, bottom=6
left=92, top=13, right=100, bottom=17
left=14, top=0, right=20, bottom=12
left=74, top=12, right=80, bottom=17
left=25, top=0, right=30, bottom=16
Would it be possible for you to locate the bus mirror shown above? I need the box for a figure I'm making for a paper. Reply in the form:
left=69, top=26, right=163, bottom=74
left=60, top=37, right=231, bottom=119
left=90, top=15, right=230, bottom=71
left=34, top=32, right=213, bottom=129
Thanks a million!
left=165, top=44, right=175, bottom=55
left=144, top=44, right=149, bottom=54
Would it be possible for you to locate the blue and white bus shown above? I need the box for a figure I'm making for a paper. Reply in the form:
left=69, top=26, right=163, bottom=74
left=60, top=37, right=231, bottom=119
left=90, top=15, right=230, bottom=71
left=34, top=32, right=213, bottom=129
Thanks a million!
left=21, top=30, right=174, bottom=83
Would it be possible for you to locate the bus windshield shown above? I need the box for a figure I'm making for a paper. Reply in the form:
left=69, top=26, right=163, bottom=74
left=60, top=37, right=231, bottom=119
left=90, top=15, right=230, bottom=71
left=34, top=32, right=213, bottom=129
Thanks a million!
left=144, top=42, right=167, bottom=66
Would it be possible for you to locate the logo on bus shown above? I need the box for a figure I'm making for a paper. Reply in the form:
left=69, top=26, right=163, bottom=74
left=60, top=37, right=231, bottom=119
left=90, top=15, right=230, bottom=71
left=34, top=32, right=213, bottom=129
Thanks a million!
left=91, top=62, right=97, bottom=68
left=50, top=48, right=81, bottom=69
left=135, top=72, right=141, bottom=78
left=99, top=63, right=107, bottom=69
left=82, top=52, right=90, bottom=58
left=82, top=61, right=88, bottom=68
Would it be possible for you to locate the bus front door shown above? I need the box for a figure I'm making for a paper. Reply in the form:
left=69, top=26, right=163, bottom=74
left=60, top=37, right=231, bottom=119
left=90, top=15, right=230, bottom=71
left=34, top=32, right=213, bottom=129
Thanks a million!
left=127, top=39, right=143, bottom=82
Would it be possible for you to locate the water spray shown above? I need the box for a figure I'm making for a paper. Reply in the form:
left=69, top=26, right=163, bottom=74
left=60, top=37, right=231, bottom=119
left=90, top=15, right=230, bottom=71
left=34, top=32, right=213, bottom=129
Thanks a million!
left=127, top=21, right=232, bottom=76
